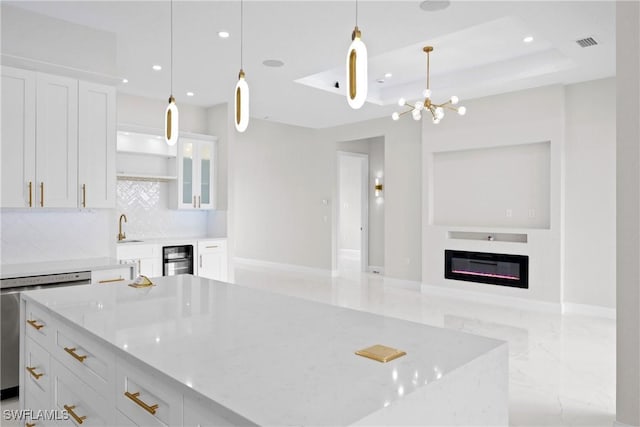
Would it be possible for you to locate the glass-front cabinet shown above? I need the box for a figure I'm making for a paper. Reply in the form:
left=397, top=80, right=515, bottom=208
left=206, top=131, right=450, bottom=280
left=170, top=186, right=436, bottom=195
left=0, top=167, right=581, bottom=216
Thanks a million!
left=173, top=136, right=216, bottom=210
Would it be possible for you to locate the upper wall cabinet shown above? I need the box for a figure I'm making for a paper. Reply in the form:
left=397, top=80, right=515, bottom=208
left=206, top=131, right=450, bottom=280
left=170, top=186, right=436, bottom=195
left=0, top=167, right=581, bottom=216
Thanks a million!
left=0, top=66, right=116, bottom=209
left=171, top=136, right=217, bottom=210
left=79, top=82, right=116, bottom=208
left=1, top=67, right=36, bottom=208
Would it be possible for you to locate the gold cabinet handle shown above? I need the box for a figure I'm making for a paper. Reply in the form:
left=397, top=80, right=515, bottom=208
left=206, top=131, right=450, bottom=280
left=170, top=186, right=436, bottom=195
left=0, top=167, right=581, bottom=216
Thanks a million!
left=82, top=184, right=86, bottom=208
left=124, top=391, right=159, bottom=415
left=64, top=347, right=87, bottom=363
left=27, top=319, right=44, bottom=330
left=63, top=404, right=86, bottom=424
left=98, top=277, right=124, bottom=284
left=206, top=245, right=219, bottom=249
left=28, top=181, right=33, bottom=207
left=26, top=366, right=44, bottom=380
left=26, top=423, right=36, bottom=427
left=40, top=182, right=44, bottom=207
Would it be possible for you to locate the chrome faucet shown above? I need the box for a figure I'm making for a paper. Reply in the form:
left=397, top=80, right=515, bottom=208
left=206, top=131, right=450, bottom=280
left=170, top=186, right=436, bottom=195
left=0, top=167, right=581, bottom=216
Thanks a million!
left=118, top=214, right=128, bottom=241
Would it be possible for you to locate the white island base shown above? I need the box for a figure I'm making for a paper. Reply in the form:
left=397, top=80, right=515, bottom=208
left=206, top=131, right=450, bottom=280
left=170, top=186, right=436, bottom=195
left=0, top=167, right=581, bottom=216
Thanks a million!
left=20, top=275, right=507, bottom=426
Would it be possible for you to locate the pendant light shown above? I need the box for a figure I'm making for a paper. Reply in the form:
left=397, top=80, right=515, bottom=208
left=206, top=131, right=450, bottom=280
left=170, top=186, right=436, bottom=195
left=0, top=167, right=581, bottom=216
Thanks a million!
left=346, top=0, right=368, bottom=109
left=234, top=0, right=249, bottom=132
left=392, top=46, right=466, bottom=124
left=165, top=0, right=179, bottom=145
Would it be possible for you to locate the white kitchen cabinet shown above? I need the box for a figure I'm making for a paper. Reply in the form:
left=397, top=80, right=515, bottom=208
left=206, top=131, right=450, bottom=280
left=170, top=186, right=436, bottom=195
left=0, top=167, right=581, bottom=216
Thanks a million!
left=78, top=81, right=116, bottom=208
left=196, top=239, right=227, bottom=281
left=1, top=66, right=36, bottom=208
left=36, top=73, right=79, bottom=208
left=172, top=137, right=216, bottom=210
left=117, top=244, right=161, bottom=278
left=0, top=66, right=116, bottom=209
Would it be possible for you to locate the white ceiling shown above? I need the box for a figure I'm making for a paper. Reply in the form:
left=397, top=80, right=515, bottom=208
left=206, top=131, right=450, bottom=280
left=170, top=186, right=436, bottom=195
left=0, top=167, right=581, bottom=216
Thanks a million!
left=7, top=1, right=616, bottom=129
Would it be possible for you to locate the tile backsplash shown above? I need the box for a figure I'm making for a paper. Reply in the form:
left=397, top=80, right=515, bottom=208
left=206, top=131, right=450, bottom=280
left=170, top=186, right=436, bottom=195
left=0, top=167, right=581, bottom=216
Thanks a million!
left=116, top=180, right=208, bottom=239
left=1, top=209, right=112, bottom=264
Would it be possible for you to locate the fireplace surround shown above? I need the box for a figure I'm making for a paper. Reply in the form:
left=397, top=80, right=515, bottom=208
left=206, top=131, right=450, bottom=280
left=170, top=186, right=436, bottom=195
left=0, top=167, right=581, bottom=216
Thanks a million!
left=445, top=250, right=529, bottom=289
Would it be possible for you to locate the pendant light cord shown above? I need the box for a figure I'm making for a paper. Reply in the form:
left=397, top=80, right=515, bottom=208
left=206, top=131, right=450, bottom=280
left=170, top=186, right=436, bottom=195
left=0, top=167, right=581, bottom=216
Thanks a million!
left=426, top=50, right=430, bottom=91
left=240, top=0, right=244, bottom=69
left=355, top=0, right=358, bottom=26
left=170, top=0, right=173, bottom=96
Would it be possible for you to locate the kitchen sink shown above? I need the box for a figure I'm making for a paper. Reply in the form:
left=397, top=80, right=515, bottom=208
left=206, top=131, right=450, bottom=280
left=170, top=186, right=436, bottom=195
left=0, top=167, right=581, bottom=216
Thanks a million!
left=117, top=240, right=143, bottom=244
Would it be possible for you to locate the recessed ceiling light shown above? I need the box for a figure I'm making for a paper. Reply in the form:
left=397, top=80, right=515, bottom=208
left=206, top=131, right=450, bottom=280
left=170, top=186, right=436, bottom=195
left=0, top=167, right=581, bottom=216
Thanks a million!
left=384, top=73, right=393, bottom=78
left=419, top=0, right=451, bottom=12
left=152, top=65, right=162, bottom=71
left=263, top=59, right=285, bottom=68
left=523, top=36, right=534, bottom=43
left=186, top=91, right=194, bottom=97
left=218, top=31, right=230, bottom=39
left=122, top=78, right=129, bottom=84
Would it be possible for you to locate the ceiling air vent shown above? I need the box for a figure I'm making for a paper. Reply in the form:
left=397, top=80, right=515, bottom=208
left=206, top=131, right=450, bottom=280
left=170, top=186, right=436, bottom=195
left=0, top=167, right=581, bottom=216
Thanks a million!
left=576, top=37, right=598, bottom=48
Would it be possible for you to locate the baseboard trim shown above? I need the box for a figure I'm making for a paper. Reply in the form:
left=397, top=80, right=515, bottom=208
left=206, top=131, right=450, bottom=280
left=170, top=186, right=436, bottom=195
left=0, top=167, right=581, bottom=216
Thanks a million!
left=380, top=276, right=422, bottom=291
left=613, top=421, right=634, bottom=427
left=562, top=302, right=616, bottom=320
left=234, top=257, right=332, bottom=277
left=420, top=283, right=562, bottom=314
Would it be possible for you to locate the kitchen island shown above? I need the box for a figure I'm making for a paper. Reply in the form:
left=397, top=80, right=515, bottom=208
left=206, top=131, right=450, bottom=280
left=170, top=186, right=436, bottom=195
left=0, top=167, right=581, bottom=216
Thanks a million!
left=20, top=275, right=508, bottom=426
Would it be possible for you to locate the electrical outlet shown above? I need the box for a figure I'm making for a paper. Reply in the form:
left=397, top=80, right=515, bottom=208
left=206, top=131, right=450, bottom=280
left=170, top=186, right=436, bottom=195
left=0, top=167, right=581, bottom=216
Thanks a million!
left=506, top=209, right=513, bottom=218
left=528, top=209, right=536, bottom=218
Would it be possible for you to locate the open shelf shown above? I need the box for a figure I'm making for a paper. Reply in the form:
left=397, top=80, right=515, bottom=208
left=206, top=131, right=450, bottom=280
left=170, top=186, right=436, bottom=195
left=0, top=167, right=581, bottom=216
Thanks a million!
left=116, top=149, right=176, bottom=159
left=116, top=173, right=177, bottom=182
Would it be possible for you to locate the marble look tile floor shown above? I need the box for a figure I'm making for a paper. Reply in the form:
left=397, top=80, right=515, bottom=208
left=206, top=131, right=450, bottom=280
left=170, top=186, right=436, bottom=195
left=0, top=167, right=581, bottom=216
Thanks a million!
left=232, top=260, right=616, bottom=427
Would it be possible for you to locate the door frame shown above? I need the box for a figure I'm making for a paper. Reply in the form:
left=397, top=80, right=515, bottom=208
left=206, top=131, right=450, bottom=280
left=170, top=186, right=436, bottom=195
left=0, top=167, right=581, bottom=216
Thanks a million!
left=336, top=151, right=369, bottom=272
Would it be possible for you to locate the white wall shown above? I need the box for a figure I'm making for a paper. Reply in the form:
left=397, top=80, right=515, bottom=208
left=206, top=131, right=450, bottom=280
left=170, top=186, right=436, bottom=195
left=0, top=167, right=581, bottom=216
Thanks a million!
left=320, top=118, right=421, bottom=281
left=336, top=137, right=385, bottom=269
left=1, top=209, right=112, bottom=264
left=117, top=93, right=209, bottom=134
left=338, top=154, right=363, bottom=252
left=565, top=78, right=616, bottom=309
left=422, top=85, right=565, bottom=304
left=616, top=1, right=640, bottom=424
left=1, top=4, right=117, bottom=76
left=232, top=118, right=334, bottom=269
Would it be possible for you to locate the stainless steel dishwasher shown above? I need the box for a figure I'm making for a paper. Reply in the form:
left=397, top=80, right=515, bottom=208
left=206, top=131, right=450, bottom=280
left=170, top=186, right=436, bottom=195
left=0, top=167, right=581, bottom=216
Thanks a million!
left=0, top=271, right=91, bottom=400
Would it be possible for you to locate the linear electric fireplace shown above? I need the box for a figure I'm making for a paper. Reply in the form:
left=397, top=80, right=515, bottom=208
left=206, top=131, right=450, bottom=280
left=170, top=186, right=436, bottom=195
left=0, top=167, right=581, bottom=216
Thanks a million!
left=445, top=250, right=529, bottom=289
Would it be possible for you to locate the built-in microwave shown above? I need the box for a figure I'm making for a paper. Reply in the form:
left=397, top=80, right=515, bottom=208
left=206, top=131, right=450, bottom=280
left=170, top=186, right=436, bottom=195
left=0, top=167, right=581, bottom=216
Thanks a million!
left=162, top=245, right=194, bottom=276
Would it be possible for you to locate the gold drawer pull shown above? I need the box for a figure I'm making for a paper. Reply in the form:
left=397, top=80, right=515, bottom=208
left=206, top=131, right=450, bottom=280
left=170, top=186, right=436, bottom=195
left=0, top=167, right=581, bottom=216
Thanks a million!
left=26, top=366, right=44, bottom=380
left=206, top=245, right=219, bottom=249
left=63, top=404, right=87, bottom=424
left=40, top=182, right=44, bottom=207
left=28, top=181, right=33, bottom=207
left=64, top=347, right=87, bottom=363
left=124, top=391, right=159, bottom=415
left=98, top=277, right=124, bottom=284
left=27, top=319, right=44, bottom=330
left=26, top=423, right=36, bottom=427
left=82, top=184, right=86, bottom=208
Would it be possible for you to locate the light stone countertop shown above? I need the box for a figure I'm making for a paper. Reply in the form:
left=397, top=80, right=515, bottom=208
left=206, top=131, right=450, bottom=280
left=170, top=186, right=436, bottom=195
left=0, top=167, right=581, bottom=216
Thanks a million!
left=1, top=257, right=125, bottom=280
left=22, top=275, right=506, bottom=425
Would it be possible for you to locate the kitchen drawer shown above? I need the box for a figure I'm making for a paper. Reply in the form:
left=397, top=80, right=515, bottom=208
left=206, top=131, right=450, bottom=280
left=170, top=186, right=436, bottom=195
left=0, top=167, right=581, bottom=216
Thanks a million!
left=24, top=336, right=51, bottom=406
left=25, top=302, right=55, bottom=350
left=53, top=323, right=115, bottom=398
left=197, top=239, right=226, bottom=253
left=115, top=410, right=138, bottom=426
left=91, top=267, right=132, bottom=285
left=51, top=358, right=113, bottom=426
left=117, top=244, right=158, bottom=261
left=23, top=389, right=50, bottom=427
left=116, top=357, right=181, bottom=427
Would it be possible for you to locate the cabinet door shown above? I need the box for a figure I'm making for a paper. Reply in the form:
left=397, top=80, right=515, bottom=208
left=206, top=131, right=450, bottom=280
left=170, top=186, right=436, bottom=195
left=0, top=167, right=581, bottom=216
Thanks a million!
left=178, top=138, right=197, bottom=209
left=1, top=66, right=36, bottom=208
left=197, top=241, right=227, bottom=281
left=78, top=81, right=116, bottom=208
left=36, top=73, right=78, bottom=208
left=196, top=140, right=216, bottom=209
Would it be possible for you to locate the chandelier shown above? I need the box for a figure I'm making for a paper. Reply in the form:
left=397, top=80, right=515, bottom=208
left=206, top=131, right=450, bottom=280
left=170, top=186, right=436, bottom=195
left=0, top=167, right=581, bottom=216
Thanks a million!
left=392, top=46, right=466, bottom=124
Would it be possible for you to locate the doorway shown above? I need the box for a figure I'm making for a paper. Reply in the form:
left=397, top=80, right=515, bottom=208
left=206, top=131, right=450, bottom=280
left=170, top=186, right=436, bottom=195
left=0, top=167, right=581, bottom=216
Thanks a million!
left=337, top=151, right=369, bottom=273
